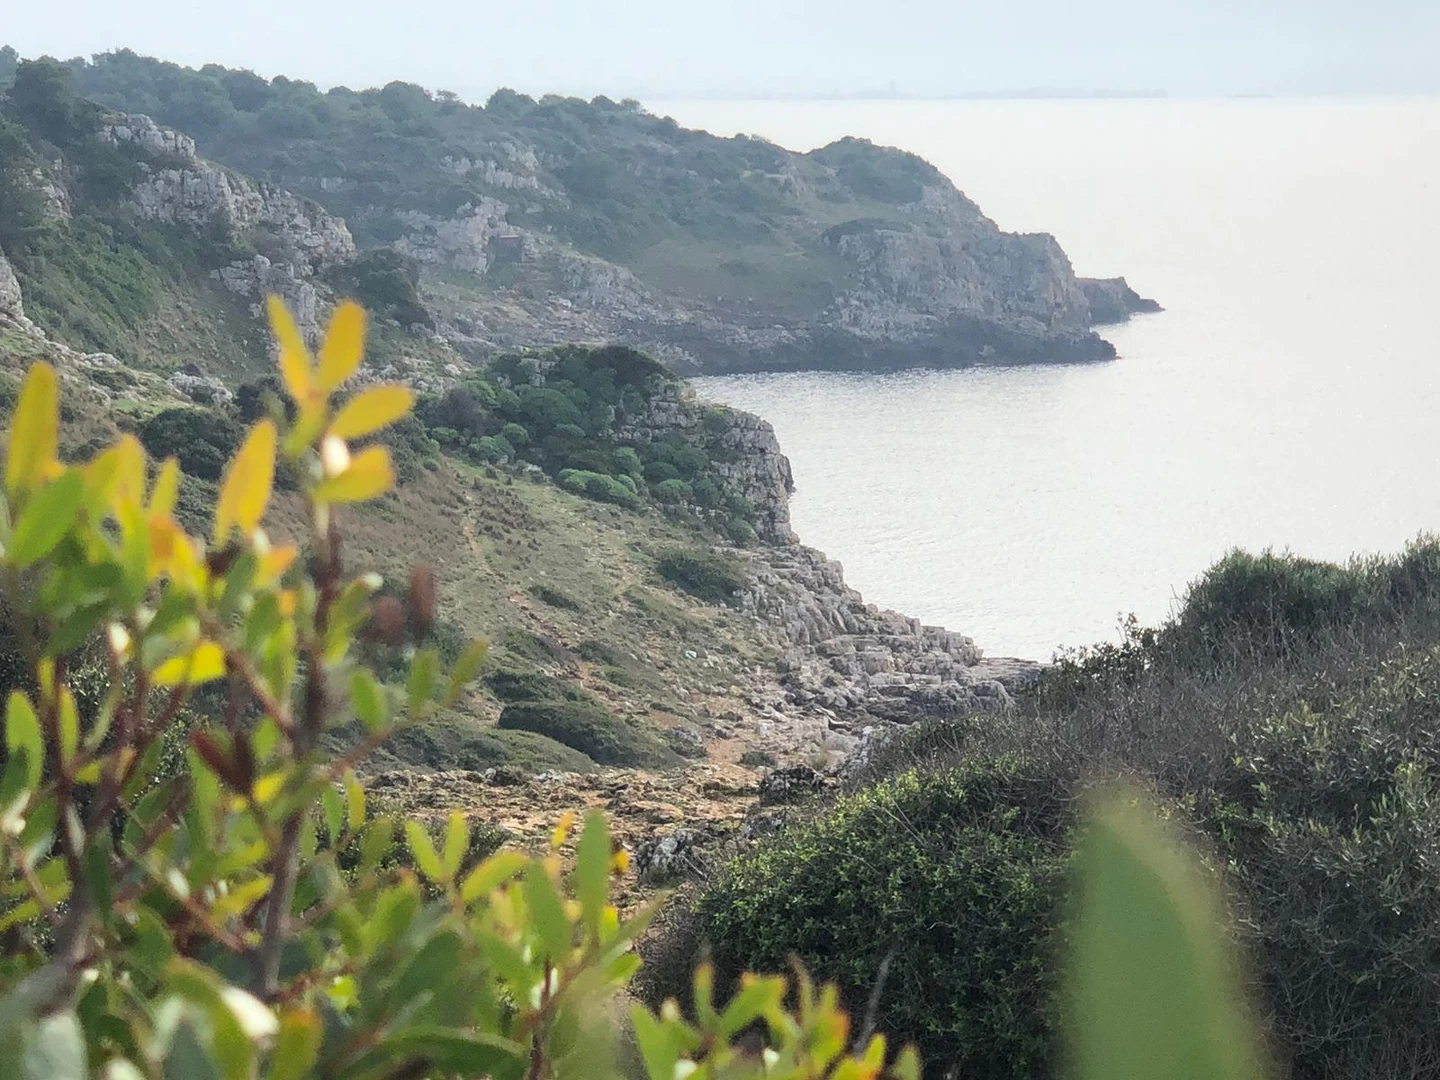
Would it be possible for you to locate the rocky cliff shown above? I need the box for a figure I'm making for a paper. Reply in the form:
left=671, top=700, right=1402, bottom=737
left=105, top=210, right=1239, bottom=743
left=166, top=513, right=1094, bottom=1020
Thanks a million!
left=53, top=49, right=1158, bottom=378
left=103, top=114, right=357, bottom=343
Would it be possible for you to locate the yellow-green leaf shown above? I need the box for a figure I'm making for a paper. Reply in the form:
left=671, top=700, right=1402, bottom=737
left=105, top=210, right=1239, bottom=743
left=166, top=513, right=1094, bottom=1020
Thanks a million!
left=317, top=301, right=366, bottom=391
left=442, top=811, right=469, bottom=879
left=343, top=769, right=365, bottom=833
left=149, top=457, right=181, bottom=517
left=575, top=812, right=611, bottom=931
left=6, top=362, right=58, bottom=497
left=269, top=1009, right=323, bottom=1080
left=312, top=446, right=394, bottom=504
left=267, top=296, right=313, bottom=403
left=328, top=385, right=414, bottom=440
left=1066, top=788, right=1270, bottom=1080
left=210, top=875, right=273, bottom=922
left=5, top=691, right=42, bottom=790
left=57, top=688, right=78, bottom=765
left=523, top=865, right=572, bottom=961
left=405, top=821, right=447, bottom=885
left=9, top=471, right=85, bottom=568
left=460, top=850, right=528, bottom=904
left=214, top=421, right=276, bottom=541
left=152, top=642, right=227, bottom=687
left=443, top=639, right=490, bottom=706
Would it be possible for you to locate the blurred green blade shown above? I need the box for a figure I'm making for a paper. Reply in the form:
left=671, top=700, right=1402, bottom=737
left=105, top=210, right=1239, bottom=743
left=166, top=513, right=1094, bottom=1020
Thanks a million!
left=1067, top=788, right=1269, bottom=1080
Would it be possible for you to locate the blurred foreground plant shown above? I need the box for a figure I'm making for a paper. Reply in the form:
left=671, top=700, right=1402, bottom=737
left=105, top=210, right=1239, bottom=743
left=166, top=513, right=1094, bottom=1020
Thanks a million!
left=0, top=298, right=921, bottom=1080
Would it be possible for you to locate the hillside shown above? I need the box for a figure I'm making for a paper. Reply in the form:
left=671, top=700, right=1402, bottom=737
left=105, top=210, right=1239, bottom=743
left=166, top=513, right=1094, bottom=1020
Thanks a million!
left=0, top=51, right=1037, bottom=838
left=0, top=47, right=1155, bottom=377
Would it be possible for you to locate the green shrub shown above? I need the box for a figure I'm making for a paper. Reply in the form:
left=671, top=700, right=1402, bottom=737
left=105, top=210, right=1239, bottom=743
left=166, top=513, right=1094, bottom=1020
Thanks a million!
left=612, top=446, right=642, bottom=477
left=644, top=460, right=681, bottom=485
left=497, top=700, right=681, bottom=767
left=326, top=246, right=430, bottom=326
left=1169, top=548, right=1371, bottom=658
left=576, top=639, right=633, bottom=667
left=725, top=516, right=757, bottom=545
left=484, top=667, right=589, bottom=704
left=530, top=582, right=583, bottom=611
left=501, top=421, right=529, bottom=446
left=139, top=405, right=243, bottom=480
left=499, top=627, right=573, bottom=665
left=558, top=468, right=643, bottom=509
left=657, top=547, right=747, bottom=606
left=653, top=478, right=692, bottom=504
left=1194, top=646, right=1440, bottom=1075
left=696, top=763, right=1070, bottom=1078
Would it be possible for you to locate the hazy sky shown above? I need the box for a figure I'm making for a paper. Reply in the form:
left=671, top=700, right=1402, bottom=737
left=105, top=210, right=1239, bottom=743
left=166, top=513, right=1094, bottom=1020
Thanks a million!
left=6, top=0, right=1440, bottom=100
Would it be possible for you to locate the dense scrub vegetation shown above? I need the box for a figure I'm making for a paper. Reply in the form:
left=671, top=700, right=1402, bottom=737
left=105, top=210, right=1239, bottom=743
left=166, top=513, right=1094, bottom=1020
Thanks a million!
left=416, top=343, right=762, bottom=535
left=35, top=47, right=946, bottom=314
left=676, top=541, right=1440, bottom=1080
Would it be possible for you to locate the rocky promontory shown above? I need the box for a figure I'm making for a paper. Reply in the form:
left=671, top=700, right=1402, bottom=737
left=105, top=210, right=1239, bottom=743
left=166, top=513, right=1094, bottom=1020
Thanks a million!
left=55, top=50, right=1159, bottom=379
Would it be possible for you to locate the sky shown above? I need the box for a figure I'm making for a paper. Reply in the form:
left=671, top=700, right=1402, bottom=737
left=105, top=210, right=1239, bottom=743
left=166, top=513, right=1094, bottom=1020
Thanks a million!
left=6, top=0, right=1440, bottom=101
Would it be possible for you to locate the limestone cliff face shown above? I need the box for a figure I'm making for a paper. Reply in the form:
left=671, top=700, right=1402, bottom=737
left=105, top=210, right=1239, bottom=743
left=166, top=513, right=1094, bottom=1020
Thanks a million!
left=1079, top=276, right=1164, bottom=325
left=617, top=386, right=795, bottom=543
left=0, top=251, right=28, bottom=331
left=104, top=114, right=357, bottom=341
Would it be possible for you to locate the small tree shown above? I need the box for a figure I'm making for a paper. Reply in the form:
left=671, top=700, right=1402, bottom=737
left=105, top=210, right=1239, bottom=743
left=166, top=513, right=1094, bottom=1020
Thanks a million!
left=0, top=298, right=923, bottom=1080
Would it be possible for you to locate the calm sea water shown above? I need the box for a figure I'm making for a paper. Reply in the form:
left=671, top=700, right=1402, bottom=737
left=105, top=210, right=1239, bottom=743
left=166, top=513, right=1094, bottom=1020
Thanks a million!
left=653, top=98, right=1440, bottom=659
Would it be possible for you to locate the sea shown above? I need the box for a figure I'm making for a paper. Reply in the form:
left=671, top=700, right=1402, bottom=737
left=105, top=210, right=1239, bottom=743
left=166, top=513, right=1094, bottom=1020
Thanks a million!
left=650, top=97, right=1440, bottom=660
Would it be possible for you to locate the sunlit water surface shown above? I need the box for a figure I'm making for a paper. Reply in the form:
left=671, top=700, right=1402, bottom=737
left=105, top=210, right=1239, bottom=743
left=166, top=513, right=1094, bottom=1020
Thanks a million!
left=650, top=97, right=1440, bottom=658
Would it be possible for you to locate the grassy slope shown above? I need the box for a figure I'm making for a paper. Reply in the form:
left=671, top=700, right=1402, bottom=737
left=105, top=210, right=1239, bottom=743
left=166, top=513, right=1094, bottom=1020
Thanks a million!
left=331, top=462, right=778, bottom=773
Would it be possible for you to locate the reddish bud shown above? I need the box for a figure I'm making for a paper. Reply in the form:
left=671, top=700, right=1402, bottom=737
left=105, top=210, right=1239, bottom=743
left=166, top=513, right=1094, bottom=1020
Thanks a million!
left=365, top=595, right=406, bottom=647
left=408, top=563, right=436, bottom=639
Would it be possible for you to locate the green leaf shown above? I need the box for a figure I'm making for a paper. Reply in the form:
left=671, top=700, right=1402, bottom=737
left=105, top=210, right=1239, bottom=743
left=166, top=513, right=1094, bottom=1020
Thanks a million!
left=358, top=816, right=395, bottom=875
left=343, top=770, right=365, bottom=833
left=460, top=850, right=528, bottom=904
left=9, top=471, right=85, bottom=568
left=523, top=865, right=572, bottom=962
left=56, top=689, right=78, bottom=764
left=5, top=692, right=42, bottom=791
left=1066, top=788, right=1270, bottom=1080
left=628, top=1006, right=684, bottom=1080
left=407, top=648, right=440, bottom=717
left=349, top=670, right=387, bottom=733
left=268, top=1009, right=322, bottom=1080
left=82, top=832, right=114, bottom=914
left=21, top=1010, right=86, bottom=1080
left=443, top=639, right=490, bottom=706
left=441, top=811, right=469, bottom=879
left=574, top=812, right=610, bottom=932
left=717, top=975, right=784, bottom=1038
left=375, top=1028, right=525, bottom=1074
left=6, top=362, right=58, bottom=498
left=321, top=785, right=343, bottom=846
left=404, top=820, right=447, bottom=885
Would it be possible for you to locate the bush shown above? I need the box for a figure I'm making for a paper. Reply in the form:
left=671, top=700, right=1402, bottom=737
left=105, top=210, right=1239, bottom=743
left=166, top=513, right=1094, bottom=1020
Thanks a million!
left=695, top=763, right=1070, bottom=1078
left=530, top=582, right=583, bottom=611
left=653, top=478, right=693, bottom=504
left=656, top=547, right=747, bottom=606
left=1169, top=548, right=1372, bottom=659
left=725, top=516, right=757, bottom=545
left=484, top=667, right=589, bottom=704
left=644, top=460, right=681, bottom=485
left=501, top=421, right=529, bottom=446
left=497, top=700, right=681, bottom=767
left=139, top=405, right=243, bottom=480
left=558, top=468, right=642, bottom=509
